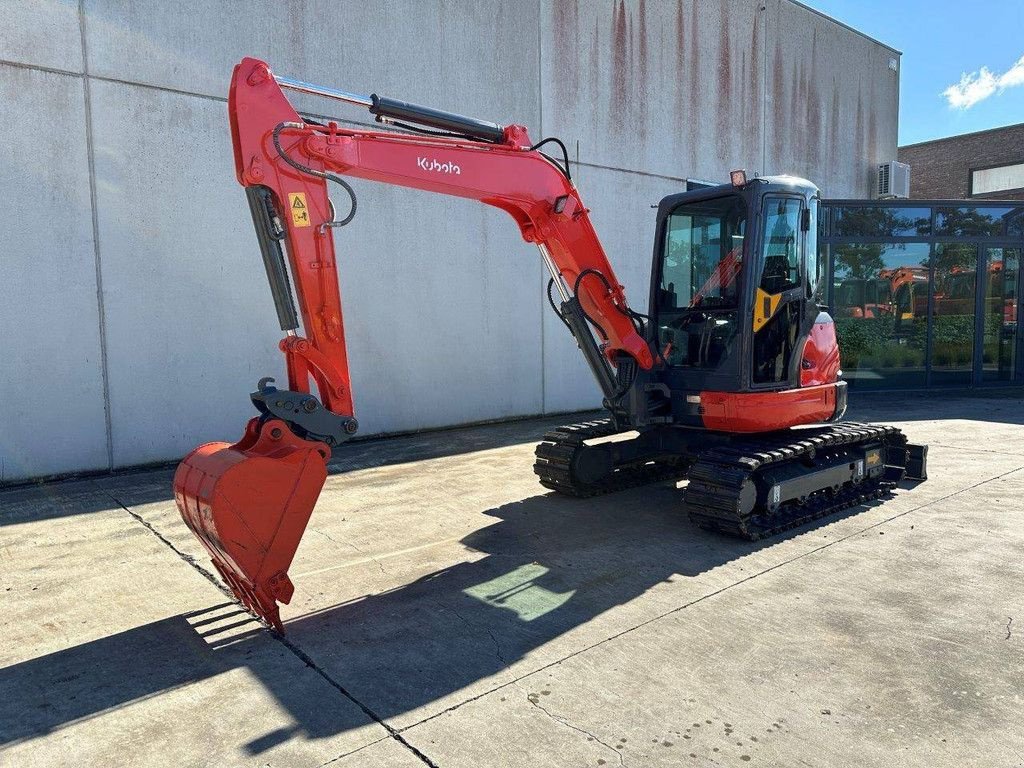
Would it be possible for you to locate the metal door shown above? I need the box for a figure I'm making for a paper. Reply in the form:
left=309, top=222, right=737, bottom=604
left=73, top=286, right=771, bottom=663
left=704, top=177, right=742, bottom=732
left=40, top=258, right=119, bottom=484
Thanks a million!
left=976, top=246, right=1022, bottom=383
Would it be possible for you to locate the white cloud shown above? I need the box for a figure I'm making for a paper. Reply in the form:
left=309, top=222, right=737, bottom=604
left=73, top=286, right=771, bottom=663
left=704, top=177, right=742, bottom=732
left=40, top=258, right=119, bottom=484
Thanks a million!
left=999, top=54, right=1024, bottom=88
left=943, top=54, right=1024, bottom=109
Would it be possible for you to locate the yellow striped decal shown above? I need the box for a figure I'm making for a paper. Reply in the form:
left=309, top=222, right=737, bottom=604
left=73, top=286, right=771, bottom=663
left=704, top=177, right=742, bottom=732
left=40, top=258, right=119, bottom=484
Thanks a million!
left=753, top=288, right=782, bottom=332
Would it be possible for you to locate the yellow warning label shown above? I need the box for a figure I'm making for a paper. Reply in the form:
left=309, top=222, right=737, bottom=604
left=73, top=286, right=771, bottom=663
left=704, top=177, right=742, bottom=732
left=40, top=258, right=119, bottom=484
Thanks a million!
left=752, top=288, right=782, bottom=332
left=288, top=192, right=310, bottom=228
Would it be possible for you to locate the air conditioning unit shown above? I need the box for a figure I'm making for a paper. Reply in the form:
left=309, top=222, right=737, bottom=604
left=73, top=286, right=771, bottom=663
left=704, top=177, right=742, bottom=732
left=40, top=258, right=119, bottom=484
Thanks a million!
left=877, top=160, right=910, bottom=199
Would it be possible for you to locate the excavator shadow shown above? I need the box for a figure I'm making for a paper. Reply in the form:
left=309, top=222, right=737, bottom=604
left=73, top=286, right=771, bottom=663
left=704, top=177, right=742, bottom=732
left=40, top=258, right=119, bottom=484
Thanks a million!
left=0, top=479, right=888, bottom=753
left=274, top=486, right=888, bottom=732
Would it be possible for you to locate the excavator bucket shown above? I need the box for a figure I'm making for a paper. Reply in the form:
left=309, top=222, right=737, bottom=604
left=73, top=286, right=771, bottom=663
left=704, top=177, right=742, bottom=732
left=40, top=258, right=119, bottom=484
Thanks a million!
left=173, top=418, right=330, bottom=631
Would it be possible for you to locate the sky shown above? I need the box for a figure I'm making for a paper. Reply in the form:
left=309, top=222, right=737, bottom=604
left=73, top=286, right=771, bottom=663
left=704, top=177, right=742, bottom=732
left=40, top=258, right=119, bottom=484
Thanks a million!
left=802, top=0, right=1024, bottom=145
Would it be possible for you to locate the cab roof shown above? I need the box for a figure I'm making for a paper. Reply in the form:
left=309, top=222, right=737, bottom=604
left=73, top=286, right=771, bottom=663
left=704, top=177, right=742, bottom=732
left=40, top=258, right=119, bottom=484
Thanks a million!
left=656, top=175, right=819, bottom=218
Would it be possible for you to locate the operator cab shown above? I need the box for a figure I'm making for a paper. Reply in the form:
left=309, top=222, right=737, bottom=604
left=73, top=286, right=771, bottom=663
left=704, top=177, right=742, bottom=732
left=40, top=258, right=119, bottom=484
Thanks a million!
left=648, top=175, right=823, bottom=398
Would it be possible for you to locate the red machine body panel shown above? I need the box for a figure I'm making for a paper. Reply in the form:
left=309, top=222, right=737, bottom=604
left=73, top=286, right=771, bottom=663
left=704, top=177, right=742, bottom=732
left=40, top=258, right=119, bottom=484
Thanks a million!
left=698, top=384, right=838, bottom=433
left=799, top=316, right=842, bottom=388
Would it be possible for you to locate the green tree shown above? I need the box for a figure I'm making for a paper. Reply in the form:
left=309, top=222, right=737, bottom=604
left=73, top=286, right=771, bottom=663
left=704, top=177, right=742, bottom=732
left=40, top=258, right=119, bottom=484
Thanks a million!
left=834, top=243, right=884, bottom=278
left=835, top=207, right=929, bottom=238
left=937, top=207, right=997, bottom=237
left=930, top=243, right=976, bottom=275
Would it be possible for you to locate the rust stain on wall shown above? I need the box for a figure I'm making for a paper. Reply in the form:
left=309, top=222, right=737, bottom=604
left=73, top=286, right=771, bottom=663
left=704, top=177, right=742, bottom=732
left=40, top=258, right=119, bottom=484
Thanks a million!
left=610, top=0, right=629, bottom=133
left=805, top=28, right=822, bottom=173
left=854, top=82, right=866, bottom=178
left=688, top=0, right=701, bottom=157
left=716, top=0, right=733, bottom=162
left=750, top=3, right=763, bottom=166
left=867, top=73, right=878, bottom=163
left=750, top=5, right=762, bottom=104
left=829, top=79, right=841, bottom=181
left=741, top=48, right=749, bottom=120
left=551, top=0, right=581, bottom=109
left=674, top=0, right=686, bottom=124
left=589, top=15, right=601, bottom=126
left=539, top=0, right=891, bottom=195
left=636, top=0, right=648, bottom=138
left=287, top=0, right=308, bottom=75
left=771, top=34, right=785, bottom=166
left=791, top=59, right=803, bottom=170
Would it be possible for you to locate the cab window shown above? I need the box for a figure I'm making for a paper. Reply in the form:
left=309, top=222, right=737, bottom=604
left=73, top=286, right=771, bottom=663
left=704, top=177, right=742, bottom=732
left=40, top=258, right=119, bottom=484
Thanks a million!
left=659, top=195, right=746, bottom=310
left=751, top=195, right=805, bottom=385
left=656, top=195, right=747, bottom=370
left=757, top=197, right=802, bottom=294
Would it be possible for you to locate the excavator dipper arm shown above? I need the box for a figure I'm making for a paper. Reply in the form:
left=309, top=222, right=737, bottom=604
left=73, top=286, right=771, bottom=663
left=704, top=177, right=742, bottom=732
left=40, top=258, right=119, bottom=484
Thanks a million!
left=173, top=58, right=652, bottom=630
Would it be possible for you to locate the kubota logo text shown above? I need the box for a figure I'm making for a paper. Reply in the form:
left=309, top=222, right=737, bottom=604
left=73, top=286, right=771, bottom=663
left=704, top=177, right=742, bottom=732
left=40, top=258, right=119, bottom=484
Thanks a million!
left=417, top=157, right=461, bottom=175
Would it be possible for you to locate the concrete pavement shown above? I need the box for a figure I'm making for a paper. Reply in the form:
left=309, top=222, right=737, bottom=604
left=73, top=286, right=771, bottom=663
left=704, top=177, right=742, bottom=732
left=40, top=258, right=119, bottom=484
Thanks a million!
left=2, top=393, right=1023, bottom=766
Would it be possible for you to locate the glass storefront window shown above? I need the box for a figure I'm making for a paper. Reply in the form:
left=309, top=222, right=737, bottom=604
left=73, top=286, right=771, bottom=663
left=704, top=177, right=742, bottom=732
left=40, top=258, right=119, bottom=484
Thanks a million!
left=823, top=200, right=1024, bottom=389
left=930, top=244, right=977, bottom=386
left=981, top=247, right=1020, bottom=382
left=832, top=242, right=930, bottom=388
left=833, top=206, right=931, bottom=237
left=935, top=206, right=1024, bottom=238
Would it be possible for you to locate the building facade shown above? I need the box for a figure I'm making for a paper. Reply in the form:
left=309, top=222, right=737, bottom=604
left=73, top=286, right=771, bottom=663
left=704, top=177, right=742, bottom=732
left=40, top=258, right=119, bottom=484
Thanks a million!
left=2, top=0, right=902, bottom=481
left=898, top=123, right=1024, bottom=200
left=822, top=199, right=1024, bottom=389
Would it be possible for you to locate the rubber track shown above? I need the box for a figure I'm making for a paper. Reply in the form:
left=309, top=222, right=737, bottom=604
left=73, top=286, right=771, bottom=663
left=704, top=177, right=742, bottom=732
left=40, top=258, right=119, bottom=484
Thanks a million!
left=533, top=419, right=689, bottom=498
left=683, top=422, right=909, bottom=540
left=534, top=418, right=912, bottom=541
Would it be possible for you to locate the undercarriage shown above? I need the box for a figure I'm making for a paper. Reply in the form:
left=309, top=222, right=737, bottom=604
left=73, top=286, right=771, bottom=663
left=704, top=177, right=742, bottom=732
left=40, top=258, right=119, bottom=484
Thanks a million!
left=534, top=418, right=928, bottom=540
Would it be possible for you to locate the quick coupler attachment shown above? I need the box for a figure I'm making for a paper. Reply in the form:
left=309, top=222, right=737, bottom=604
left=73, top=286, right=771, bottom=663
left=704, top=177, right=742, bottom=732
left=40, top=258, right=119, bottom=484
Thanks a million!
left=251, top=377, right=358, bottom=447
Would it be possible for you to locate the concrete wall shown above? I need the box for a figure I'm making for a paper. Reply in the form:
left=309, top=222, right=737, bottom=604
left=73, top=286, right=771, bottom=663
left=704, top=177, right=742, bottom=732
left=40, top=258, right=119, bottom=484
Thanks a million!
left=0, top=0, right=900, bottom=481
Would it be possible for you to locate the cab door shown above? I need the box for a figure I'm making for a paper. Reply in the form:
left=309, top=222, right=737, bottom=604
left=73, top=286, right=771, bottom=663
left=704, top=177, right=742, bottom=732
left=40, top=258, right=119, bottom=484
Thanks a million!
left=751, top=195, right=806, bottom=387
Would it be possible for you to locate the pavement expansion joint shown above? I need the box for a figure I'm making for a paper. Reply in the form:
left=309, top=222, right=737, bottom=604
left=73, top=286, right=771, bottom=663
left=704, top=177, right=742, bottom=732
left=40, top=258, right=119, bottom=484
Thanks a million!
left=528, top=696, right=625, bottom=766
left=92, top=482, right=234, bottom=602
left=274, top=632, right=441, bottom=767
left=313, top=736, right=392, bottom=768
left=91, top=481, right=441, bottom=768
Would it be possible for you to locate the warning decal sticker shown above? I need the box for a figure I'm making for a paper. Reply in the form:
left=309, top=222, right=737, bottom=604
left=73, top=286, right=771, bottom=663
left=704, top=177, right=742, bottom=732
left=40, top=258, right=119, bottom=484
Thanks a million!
left=288, top=192, right=310, bottom=227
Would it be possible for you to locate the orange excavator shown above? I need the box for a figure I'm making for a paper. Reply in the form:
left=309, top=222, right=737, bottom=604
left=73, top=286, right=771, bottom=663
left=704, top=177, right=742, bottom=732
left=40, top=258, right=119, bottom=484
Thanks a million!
left=173, top=59, right=927, bottom=630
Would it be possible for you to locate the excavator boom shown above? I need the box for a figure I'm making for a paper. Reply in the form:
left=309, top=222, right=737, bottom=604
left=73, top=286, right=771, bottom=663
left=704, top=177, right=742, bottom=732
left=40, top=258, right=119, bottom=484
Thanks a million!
left=174, top=58, right=652, bottom=629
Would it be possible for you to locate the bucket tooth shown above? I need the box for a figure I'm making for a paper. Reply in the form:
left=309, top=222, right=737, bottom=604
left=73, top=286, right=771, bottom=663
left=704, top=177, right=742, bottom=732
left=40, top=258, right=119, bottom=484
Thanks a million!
left=173, top=418, right=329, bottom=631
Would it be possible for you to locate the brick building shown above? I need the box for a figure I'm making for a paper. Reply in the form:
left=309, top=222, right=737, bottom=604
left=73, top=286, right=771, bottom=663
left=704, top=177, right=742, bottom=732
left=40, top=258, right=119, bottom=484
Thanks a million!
left=898, top=123, right=1024, bottom=200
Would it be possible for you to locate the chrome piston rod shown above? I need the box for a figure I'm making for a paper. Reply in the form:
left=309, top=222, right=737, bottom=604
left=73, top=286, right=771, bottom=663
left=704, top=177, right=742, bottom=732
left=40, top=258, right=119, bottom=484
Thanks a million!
left=274, top=74, right=372, bottom=108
